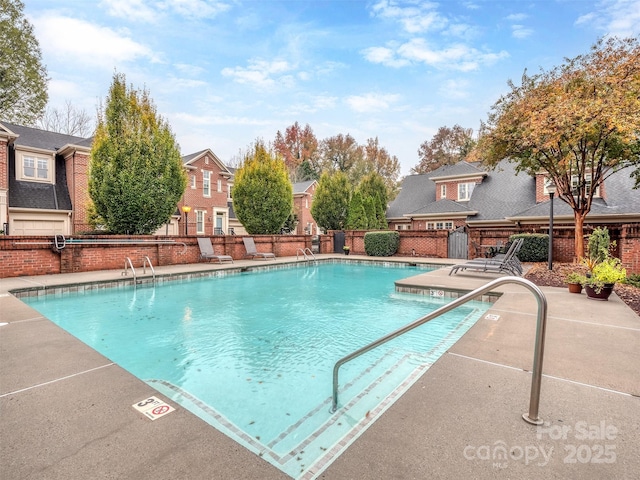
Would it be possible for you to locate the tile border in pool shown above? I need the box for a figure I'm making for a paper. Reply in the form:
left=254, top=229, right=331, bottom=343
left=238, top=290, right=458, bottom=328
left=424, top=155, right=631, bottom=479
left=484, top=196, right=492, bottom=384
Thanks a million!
left=10, top=258, right=446, bottom=299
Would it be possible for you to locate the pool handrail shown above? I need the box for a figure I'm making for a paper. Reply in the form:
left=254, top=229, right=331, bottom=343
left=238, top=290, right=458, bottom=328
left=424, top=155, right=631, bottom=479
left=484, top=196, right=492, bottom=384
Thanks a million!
left=330, top=276, right=548, bottom=426
left=296, top=247, right=316, bottom=262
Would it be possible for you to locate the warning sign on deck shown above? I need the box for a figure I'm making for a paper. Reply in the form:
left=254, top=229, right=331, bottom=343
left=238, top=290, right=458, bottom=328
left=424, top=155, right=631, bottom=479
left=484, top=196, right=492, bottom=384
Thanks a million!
left=132, top=396, right=175, bottom=420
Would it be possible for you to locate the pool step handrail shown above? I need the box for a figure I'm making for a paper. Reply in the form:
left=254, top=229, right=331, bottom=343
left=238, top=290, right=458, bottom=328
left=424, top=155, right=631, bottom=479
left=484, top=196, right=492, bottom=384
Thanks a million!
left=296, top=248, right=316, bottom=262
left=122, top=257, right=137, bottom=283
left=142, top=256, right=156, bottom=283
left=330, top=276, right=548, bottom=426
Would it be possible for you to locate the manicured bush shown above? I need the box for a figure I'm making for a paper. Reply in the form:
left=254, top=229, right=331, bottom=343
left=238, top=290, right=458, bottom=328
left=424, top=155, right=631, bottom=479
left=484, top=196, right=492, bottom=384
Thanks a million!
left=364, top=231, right=399, bottom=256
left=508, top=233, right=548, bottom=262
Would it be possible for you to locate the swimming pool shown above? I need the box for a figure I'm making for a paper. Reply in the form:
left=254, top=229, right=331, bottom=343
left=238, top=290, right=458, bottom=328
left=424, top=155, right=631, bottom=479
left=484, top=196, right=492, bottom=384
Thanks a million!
left=24, top=262, right=490, bottom=479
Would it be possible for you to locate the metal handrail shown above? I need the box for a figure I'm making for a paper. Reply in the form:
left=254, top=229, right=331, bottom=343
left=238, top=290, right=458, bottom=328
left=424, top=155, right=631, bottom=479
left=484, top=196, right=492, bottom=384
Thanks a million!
left=330, top=276, right=548, bottom=425
left=17, top=237, right=188, bottom=254
left=296, top=247, right=317, bottom=262
left=142, top=256, right=156, bottom=283
left=122, top=257, right=137, bottom=282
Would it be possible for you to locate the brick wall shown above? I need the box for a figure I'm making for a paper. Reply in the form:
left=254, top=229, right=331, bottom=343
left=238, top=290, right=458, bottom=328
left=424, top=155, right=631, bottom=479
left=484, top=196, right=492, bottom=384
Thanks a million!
left=0, top=234, right=322, bottom=279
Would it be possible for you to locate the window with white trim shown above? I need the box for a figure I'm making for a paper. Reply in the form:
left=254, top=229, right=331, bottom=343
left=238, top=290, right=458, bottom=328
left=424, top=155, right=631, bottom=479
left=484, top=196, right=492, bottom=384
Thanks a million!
left=217, top=179, right=222, bottom=193
left=457, top=182, right=474, bottom=201
left=571, top=175, right=600, bottom=197
left=191, top=175, right=196, bottom=189
left=196, top=210, right=205, bottom=234
left=227, top=183, right=233, bottom=201
left=440, top=184, right=446, bottom=199
left=203, top=171, right=211, bottom=197
left=426, top=221, right=453, bottom=230
left=20, top=154, right=52, bottom=183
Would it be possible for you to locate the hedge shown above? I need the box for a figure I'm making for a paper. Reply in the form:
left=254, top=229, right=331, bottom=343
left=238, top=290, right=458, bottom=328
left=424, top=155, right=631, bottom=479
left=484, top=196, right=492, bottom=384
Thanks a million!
left=508, top=233, right=548, bottom=262
left=364, top=231, right=399, bottom=257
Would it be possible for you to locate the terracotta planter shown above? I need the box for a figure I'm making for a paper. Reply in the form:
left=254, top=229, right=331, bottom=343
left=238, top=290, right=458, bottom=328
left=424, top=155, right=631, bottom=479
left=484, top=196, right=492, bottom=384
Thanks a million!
left=568, top=283, right=583, bottom=294
left=584, top=284, right=614, bottom=301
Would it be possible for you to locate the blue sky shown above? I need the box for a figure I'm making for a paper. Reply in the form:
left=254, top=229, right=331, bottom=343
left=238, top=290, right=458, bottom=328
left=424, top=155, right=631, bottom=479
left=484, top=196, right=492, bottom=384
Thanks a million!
left=24, top=0, right=640, bottom=176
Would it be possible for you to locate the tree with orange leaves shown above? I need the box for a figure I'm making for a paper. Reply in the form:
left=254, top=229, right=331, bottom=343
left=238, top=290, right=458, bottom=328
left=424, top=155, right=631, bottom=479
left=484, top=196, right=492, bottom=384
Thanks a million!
left=478, top=37, right=640, bottom=258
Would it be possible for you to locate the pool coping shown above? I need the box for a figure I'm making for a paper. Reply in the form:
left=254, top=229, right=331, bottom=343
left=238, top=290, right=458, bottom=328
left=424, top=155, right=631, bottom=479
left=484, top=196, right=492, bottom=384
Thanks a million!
left=1, top=254, right=639, bottom=480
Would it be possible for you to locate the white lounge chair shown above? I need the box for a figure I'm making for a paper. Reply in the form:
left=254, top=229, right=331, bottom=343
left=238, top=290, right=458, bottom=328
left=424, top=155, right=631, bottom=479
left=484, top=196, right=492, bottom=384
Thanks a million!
left=197, top=237, right=234, bottom=263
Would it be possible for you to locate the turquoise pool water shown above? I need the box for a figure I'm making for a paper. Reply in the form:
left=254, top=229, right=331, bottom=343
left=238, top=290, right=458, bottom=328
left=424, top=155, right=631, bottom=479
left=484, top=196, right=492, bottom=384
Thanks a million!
left=24, top=262, right=490, bottom=479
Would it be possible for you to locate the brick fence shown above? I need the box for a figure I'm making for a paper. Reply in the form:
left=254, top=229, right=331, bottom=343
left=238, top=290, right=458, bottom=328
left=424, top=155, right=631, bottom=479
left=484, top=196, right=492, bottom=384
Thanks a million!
left=1, top=223, right=639, bottom=279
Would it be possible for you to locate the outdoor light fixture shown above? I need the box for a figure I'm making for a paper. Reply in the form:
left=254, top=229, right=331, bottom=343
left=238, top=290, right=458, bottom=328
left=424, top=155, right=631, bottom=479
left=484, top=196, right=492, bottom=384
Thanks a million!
left=547, top=181, right=556, bottom=270
left=181, top=205, right=191, bottom=236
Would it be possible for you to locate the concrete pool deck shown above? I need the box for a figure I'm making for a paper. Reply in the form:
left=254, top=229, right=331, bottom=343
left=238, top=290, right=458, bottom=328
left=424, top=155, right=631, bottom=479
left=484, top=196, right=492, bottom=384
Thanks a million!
left=1, top=255, right=638, bottom=479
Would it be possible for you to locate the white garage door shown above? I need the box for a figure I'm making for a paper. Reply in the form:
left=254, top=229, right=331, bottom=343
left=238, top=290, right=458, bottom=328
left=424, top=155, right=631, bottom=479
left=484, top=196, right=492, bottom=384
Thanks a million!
left=11, top=217, right=68, bottom=236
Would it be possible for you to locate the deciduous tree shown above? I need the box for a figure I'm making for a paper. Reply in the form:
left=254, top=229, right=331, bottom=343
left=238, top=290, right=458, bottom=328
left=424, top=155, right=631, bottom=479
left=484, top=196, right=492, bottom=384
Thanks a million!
left=319, top=133, right=363, bottom=173
left=478, top=37, right=640, bottom=258
left=233, top=140, right=293, bottom=234
left=412, top=125, right=475, bottom=174
left=274, top=121, right=320, bottom=181
left=38, top=100, right=93, bottom=136
left=361, top=137, right=401, bottom=200
left=0, top=0, right=48, bottom=125
left=89, top=73, right=186, bottom=234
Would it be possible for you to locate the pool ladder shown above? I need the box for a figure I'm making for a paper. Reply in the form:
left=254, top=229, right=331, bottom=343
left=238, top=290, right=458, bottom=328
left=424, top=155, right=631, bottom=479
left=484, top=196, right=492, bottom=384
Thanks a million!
left=296, top=247, right=316, bottom=262
left=122, top=256, right=156, bottom=285
left=330, top=276, right=549, bottom=426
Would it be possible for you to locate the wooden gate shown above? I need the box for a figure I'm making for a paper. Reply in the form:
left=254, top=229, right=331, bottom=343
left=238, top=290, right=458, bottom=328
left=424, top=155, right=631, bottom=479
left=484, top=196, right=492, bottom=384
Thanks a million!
left=448, top=227, right=468, bottom=259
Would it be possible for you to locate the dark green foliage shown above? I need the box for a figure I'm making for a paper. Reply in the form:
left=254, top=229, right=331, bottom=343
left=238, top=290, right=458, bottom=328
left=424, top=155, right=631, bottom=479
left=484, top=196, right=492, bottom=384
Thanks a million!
left=0, top=0, right=48, bottom=124
left=89, top=73, right=186, bottom=234
left=374, top=193, right=388, bottom=229
left=233, top=141, right=293, bottom=234
left=624, top=273, right=640, bottom=288
left=364, top=231, right=399, bottom=256
left=346, top=191, right=367, bottom=229
left=311, top=171, right=351, bottom=231
left=508, top=233, right=548, bottom=262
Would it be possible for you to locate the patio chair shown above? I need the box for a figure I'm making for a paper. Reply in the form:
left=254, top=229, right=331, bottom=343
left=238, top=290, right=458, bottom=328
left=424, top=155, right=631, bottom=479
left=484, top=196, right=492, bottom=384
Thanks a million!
left=449, top=238, right=523, bottom=276
left=197, top=237, right=234, bottom=263
left=242, top=237, right=276, bottom=260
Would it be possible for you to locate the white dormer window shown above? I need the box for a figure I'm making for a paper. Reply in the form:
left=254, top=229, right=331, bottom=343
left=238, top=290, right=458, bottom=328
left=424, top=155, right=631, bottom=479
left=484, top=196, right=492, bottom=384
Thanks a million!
left=19, top=153, right=53, bottom=183
left=457, top=182, right=474, bottom=201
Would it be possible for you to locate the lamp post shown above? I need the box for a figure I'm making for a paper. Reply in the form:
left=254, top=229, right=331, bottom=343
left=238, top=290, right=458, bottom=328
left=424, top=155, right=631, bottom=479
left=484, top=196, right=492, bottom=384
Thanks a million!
left=181, top=205, right=191, bottom=236
left=547, top=181, right=556, bottom=270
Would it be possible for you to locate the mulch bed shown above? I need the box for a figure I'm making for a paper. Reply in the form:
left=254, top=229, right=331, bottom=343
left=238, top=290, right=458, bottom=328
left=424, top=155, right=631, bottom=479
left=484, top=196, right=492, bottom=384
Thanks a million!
left=524, top=262, right=640, bottom=317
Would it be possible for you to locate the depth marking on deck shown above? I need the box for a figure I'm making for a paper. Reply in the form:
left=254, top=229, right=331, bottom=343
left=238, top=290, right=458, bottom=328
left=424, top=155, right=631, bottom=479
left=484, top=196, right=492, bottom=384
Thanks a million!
left=485, top=313, right=500, bottom=321
left=133, top=396, right=175, bottom=420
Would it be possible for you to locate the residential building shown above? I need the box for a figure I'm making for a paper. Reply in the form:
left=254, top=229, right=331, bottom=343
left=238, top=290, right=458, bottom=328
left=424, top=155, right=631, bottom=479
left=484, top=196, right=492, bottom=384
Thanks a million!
left=292, top=180, right=319, bottom=235
left=387, top=159, right=640, bottom=241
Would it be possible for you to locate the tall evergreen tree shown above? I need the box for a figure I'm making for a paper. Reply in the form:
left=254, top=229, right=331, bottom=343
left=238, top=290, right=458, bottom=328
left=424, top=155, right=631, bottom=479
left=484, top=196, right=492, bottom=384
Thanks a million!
left=311, top=171, right=351, bottom=231
left=0, top=0, right=48, bottom=125
left=346, top=190, right=368, bottom=230
left=233, top=140, right=293, bottom=234
left=89, top=73, right=186, bottom=234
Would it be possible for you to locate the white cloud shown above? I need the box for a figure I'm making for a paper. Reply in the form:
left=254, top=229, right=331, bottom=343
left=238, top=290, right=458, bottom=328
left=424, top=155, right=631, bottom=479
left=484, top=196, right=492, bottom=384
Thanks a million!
left=221, top=59, right=296, bottom=88
left=100, top=0, right=158, bottom=22
left=31, top=14, right=158, bottom=68
left=575, top=0, right=640, bottom=37
left=506, top=13, right=527, bottom=21
left=346, top=93, right=401, bottom=113
left=370, top=0, right=445, bottom=34
left=100, top=0, right=230, bottom=22
left=164, top=0, right=231, bottom=19
left=511, top=25, right=534, bottom=38
left=361, top=46, right=411, bottom=68
left=368, top=38, right=508, bottom=71
left=438, top=79, right=470, bottom=99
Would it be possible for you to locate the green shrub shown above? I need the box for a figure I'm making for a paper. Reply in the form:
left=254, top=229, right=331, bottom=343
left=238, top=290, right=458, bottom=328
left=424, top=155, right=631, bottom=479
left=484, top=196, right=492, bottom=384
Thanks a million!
left=624, top=273, right=640, bottom=288
left=364, top=231, right=399, bottom=256
left=508, top=233, right=548, bottom=262
left=587, top=227, right=615, bottom=262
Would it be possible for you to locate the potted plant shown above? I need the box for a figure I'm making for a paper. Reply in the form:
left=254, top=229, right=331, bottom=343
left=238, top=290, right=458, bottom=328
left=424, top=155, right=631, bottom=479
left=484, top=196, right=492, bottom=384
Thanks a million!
left=565, top=272, right=586, bottom=294
left=583, top=257, right=626, bottom=301
left=343, top=245, right=350, bottom=255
